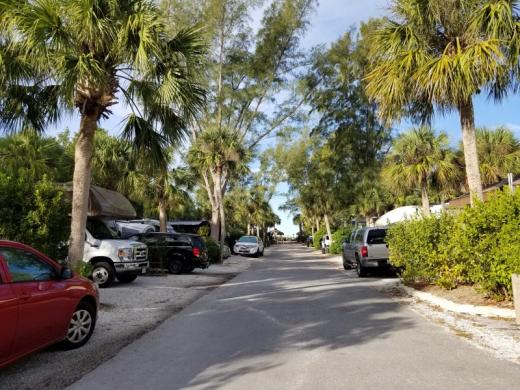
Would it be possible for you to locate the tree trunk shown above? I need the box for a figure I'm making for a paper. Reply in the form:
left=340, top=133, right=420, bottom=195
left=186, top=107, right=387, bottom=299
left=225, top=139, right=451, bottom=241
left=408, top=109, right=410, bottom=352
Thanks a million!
left=316, top=218, right=320, bottom=231
left=459, top=98, right=483, bottom=204
left=214, top=167, right=225, bottom=263
left=421, top=183, right=430, bottom=216
left=68, top=113, right=98, bottom=268
left=256, top=225, right=260, bottom=237
left=365, top=215, right=371, bottom=226
left=324, top=213, right=332, bottom=245
left=158, top=199, right=168, bottom=233
left=210, top=209, right=219, bottom=241
left=311, top=225, right=315, bottom=237
left=247, top=222, right=251, bottom=236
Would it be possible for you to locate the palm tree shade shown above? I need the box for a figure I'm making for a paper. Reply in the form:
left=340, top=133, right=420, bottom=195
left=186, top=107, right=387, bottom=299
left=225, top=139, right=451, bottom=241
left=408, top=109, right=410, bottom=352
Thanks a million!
left=382, top=127, right=460, bottom=215
left=0, top=0, right=205, bottom=266
left=366, top=0, right=520, bottom=205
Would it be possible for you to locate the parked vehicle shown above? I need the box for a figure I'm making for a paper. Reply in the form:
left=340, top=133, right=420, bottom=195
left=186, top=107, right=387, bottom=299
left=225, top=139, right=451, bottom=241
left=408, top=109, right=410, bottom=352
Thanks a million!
left=128, top=219, right=175, bottom=233
left=129, top=232, right=209, bottom=274
left=115, top=220, right=155, bottom=238
left=342, top=227, right=389, bottom=277
left=0, top=241, right=99, bottom=368
left=233, top=236, right=264, bottom=257
left=84, top=217, right=148, bottom=288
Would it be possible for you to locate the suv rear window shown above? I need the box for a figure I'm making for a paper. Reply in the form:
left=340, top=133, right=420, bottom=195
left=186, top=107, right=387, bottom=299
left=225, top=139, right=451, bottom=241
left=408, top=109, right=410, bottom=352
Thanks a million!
left=367, top=229, right=387, bottom=245
left=189, top=235, right=206, bottom=249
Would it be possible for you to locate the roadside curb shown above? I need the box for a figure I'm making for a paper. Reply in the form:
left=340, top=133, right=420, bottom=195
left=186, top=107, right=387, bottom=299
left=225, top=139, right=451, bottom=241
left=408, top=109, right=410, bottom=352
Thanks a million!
left=397, top=282, right=516, bottom=319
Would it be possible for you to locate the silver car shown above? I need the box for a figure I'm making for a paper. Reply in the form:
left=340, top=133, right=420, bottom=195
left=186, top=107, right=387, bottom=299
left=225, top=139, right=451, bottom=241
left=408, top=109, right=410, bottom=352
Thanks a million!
left=233, top=236, right=264, bottom=257
left=342, top=227, right=389, bottom=277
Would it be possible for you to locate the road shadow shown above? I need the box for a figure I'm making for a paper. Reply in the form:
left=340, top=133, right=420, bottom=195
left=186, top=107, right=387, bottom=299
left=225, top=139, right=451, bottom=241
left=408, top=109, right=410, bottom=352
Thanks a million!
left=115, top=245, right=416, bottom=389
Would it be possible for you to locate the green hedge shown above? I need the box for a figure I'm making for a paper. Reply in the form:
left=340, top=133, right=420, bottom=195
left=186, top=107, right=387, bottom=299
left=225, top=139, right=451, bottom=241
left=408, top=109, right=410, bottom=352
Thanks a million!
left=329, top=227, right=353, bottom=254
left=313, top=227, right=326, bottom=249
left=0, top=172, right=70, bottom=260
left=203, top=236, right=222, bottom=264
left=387, top=190, right=520, bottom=300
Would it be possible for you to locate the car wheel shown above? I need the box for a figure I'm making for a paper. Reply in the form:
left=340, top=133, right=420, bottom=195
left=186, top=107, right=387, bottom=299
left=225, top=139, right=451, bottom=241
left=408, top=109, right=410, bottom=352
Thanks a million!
left=91, top=261, right=115, bottom=288
left=260, top=250, right=264, bottom=257
left=343, top=261, right=350, bottom=270
left=117, top=273, right=138, bottom=283
left=168, top=257, right=184, bottom=274
left=61, top=301, right=96, bottom=349
left=356, top=259, right=367, bottom=277
left=253, top=249, right=260, bottom=258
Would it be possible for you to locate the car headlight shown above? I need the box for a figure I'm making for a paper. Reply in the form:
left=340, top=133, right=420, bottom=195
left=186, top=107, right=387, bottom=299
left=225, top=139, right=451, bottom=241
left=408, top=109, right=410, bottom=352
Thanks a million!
left=249, top=247, right=257, bottom=253
left=118, top=248, right=133, bottom=261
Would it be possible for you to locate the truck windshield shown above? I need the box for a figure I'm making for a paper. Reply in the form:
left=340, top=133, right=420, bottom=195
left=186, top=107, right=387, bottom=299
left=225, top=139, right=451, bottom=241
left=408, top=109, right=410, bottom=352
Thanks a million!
left=87, top=219, right=119, bottom=240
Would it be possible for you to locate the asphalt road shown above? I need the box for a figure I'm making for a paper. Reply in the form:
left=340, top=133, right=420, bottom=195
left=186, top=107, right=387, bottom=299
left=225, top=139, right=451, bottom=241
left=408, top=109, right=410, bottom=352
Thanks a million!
left=69, top=245, right=520, bottom=390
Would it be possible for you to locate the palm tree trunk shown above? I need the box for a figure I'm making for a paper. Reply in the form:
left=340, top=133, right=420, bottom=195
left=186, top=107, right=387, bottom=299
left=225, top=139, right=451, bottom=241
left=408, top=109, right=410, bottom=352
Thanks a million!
left=210, top=208, right=219, bottom=240
left=324, top=213, right=332, bottom=245
left=315, top=218, right=320, bottom=231
left=459, top=98, right=484, bottom=204
left=247, top=222, right=251, bottom=235
left=214, top=167, right=225, bottom=263
left=68, top=114, right=97, bottom=268
left=421, top=183, right=430, bottom=216
left=158, top=199, right=168, bottom=233
left=256, top=225, right=260, bottom=237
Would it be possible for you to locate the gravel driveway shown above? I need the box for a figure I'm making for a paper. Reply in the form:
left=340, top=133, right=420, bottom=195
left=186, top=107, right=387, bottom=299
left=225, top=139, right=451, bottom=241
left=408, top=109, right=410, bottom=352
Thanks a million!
left=0, top=256, right=255, bottom=390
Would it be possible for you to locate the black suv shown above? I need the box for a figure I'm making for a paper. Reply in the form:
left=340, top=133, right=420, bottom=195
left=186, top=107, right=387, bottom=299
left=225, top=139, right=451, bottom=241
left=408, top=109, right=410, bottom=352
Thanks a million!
left=129, top=232, right=209, bottom=274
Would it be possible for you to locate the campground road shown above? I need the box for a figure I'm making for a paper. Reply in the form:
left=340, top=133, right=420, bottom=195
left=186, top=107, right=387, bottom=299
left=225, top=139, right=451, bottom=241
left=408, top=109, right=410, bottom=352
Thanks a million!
left=69, top=245, right=520, bottom=390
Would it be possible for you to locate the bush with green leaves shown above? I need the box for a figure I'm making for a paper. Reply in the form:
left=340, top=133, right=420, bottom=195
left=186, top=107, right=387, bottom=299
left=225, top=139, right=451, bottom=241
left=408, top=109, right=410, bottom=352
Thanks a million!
left=0, top=172, right=70, bottom=260
left=203, top=236, right=222, bottom=264
left=313, top=227, right=326, bottom=249
left=329, top=227, right=354, bottom=254
left=387, top=190, right=520, bottom=300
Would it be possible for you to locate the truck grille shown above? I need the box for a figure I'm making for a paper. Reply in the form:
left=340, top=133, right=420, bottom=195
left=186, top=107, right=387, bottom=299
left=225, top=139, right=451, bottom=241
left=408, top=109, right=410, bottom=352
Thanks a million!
left=134, top=246, right=148, bottom=261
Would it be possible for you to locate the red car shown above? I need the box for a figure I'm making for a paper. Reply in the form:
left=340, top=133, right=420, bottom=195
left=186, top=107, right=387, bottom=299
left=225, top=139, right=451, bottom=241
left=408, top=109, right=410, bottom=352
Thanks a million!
left=0, top=241, right=99, bottom=369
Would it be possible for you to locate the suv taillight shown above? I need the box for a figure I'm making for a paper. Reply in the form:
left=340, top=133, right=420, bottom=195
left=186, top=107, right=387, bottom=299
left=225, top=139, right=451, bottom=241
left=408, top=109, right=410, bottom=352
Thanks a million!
left=192, top=247, right=200, bottom=257
left=361, top=246, right=368, bottom=258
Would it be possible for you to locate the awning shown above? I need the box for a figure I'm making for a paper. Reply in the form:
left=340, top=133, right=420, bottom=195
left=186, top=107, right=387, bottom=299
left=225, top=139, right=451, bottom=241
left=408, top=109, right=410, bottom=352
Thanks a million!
left=63, top=184, right=136, bottom=218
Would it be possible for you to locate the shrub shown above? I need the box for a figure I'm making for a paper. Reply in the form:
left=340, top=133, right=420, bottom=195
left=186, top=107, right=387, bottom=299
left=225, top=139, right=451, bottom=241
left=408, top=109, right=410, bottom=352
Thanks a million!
left=203, top=236, right=222, bottom=264
left=0, top=172, right=70, bottom=260
left=313, top=227, right=326, bottom=249
left=329, top=227, right=353, bottom=254
left=387, top=190, right=520, bottom=300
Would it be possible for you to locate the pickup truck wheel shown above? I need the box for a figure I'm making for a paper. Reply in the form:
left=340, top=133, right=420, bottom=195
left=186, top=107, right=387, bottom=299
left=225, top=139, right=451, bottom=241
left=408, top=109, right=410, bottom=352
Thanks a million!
left=91, top=262, right=115, bottom=288
left=356, top=259, right=368, bottom=277
left=61, top=301, right=96, bottom=349
left=168, top=257, right=184, bottom=274
left=117, top=273, right=138, bottom=283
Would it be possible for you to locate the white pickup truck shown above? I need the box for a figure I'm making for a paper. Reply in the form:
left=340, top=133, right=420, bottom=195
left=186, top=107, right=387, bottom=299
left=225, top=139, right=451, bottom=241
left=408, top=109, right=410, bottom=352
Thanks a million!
left=84, top=217, right=148, bottom=288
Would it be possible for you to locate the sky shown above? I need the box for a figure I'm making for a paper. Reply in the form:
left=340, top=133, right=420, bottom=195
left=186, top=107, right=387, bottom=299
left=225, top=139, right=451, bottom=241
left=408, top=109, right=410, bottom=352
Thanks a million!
left=47, top=0, right=520, bottom=237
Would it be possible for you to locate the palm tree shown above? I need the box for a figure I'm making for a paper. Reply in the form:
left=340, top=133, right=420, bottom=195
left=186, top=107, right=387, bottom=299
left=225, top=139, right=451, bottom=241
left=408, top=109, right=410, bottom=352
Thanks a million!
left=0, top=0, right=206, bottom=267
left=188, top=126, right=248, bottom=255
left=366, top=0, right=519, bottom=205
left=475, top=127, right=520, bottom=186
left=382, top=127, right=460, bottom=215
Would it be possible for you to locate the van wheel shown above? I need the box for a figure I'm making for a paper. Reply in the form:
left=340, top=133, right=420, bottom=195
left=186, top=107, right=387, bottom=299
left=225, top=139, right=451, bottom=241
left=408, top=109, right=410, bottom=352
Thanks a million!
left=91, top=261, right=115, bottom=288
left=356, top=259, right=367, bottom=277
left=117, top=273, right=138, bottom=283
left=168, top=257, right=184, bottom=274
left=61, top=301, right=96, bottom=349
